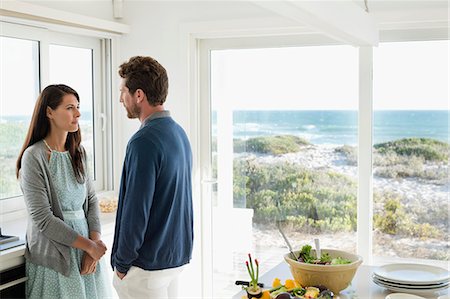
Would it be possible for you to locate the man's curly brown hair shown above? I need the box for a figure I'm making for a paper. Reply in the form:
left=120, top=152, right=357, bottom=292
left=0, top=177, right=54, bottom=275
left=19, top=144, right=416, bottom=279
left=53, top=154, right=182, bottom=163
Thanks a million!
left=119, top=56, right=168, bottom=106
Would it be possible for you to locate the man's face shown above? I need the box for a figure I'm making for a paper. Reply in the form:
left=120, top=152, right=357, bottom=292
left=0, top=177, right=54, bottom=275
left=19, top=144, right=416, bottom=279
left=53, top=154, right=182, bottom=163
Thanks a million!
left=119, top=78, right=140, bottom=119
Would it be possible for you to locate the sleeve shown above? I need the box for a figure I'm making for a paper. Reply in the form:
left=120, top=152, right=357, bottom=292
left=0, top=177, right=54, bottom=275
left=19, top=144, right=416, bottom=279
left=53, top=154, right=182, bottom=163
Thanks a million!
left=113, top=139, right=159, bottom=273
left=20, top=150, right=78, bottom=246
left=84, top=151, right=101, bottom=234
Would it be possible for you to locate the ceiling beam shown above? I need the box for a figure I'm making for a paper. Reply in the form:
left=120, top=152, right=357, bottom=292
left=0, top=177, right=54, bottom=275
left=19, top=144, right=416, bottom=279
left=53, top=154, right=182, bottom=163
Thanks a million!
left=251, top=0, right=379, bottom=46
left=0, top=0, right=130, bottom=34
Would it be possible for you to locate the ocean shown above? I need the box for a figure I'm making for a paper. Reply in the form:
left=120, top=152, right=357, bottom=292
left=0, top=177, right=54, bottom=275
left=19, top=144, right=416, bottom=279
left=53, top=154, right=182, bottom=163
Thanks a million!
left=216, top=110, right=449, bottom=145
left=2, top=110, right=449, bottom=146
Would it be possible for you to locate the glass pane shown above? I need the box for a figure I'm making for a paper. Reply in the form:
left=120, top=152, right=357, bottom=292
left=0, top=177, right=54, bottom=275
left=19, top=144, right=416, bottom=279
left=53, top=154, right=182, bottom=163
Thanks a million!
left=49, top=45, right=95, bottom=179
left=0, top=36, right=39, bottom=199
left=210, top=45, right=359, bottom=298
left=373, top=41, right=449, bottom=262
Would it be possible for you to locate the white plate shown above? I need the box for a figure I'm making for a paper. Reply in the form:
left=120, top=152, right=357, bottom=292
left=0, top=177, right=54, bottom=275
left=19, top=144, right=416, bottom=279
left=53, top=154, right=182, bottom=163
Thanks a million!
left=373, top=276, right=450, bottom=289
left=374, top=276, right=450, bottom=289
left=374, top=264, right=450, bottom=284
left=374, top=279, right=450, bottom=295
left=374, top=273, right=450, bottom=287
left=385, top=293, right=427, bottom=299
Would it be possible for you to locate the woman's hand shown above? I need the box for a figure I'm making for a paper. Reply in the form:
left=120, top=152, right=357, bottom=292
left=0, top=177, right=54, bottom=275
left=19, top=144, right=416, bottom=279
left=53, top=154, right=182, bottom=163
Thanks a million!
left=81, top=252, right=98, bottom=275
left=72, top=235, right=107, bottom=261
left=87, top=239, right=107, bottom=260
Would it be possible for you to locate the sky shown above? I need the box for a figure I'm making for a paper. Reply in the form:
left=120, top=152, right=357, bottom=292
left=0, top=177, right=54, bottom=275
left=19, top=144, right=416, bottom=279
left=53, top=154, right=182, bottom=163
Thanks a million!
left=0, top=37, right=93, bottom=117
left=1, top=39, right=449, bottom=117
left=211, top=40, right=449, bottom=110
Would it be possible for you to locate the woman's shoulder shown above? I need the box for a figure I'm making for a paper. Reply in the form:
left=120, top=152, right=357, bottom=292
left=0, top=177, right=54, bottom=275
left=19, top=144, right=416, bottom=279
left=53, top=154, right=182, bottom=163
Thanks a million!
left=23, top=140, right=47, bottom=162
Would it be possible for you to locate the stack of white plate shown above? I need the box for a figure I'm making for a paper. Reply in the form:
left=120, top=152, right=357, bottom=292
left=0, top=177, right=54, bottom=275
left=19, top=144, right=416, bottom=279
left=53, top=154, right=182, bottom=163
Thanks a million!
left=373, top=263, right=450, bottom=295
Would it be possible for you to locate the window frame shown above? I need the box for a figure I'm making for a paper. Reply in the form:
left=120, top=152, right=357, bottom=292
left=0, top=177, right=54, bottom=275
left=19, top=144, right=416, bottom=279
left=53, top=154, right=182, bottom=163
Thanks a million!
left=196, top=31, right=449, bottom=297
left=0, top=20, right=113, bottom=215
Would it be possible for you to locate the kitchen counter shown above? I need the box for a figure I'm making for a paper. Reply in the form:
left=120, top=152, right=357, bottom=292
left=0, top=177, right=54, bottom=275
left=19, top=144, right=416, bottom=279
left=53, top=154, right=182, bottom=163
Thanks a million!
left=0, top=211, right=117, bottom=272
left=233, top=262, right=449, bottom=299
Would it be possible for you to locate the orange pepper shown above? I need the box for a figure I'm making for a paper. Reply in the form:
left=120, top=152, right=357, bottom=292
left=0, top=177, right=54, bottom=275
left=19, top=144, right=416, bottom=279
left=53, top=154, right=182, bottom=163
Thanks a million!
left=261, top=290, right=271, bottom=299
left=272, top=277, right=282, bottom=288
left=285, top=279, right=296, bottom=290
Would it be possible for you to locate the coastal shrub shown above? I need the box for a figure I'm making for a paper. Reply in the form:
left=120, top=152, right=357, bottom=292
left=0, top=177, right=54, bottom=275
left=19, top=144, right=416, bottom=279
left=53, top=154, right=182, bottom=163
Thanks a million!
left=374, top=197, right=407, bottom=235
left=334, top=145, right=357, bottom=165
left=234, top=135, right=309, bottom=155
left=411, top=201, right=449, bottom=229
left=233, top=158, right=357, bottom=232
left=418, top=166, right=449, bottom=184
left=373, top=151, right=418, bottom=167
left=411, top=223, right=440, bottom=239
left=374, top=156, right=424, bottom=178
left=374, top=138, right=449, bottom=162
left=373, top=192, right=443, bottom=239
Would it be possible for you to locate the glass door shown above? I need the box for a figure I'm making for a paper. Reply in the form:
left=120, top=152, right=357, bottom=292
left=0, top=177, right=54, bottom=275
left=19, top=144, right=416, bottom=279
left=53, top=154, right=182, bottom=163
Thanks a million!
left=200, top=41, right=359, bottom=298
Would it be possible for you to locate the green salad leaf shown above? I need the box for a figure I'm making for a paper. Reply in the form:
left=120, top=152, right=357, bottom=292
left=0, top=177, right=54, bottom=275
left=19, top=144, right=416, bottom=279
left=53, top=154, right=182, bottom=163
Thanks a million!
left=297, top=245, right=352, bottom=265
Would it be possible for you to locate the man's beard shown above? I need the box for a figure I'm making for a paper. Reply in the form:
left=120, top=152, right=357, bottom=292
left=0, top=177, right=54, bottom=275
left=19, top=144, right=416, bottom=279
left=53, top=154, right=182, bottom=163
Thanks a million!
left=126, top=103, right=140, bottom=119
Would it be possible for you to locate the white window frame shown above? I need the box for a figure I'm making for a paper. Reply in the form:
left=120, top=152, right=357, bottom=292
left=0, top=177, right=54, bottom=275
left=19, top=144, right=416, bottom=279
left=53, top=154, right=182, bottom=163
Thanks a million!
left=0, top=20, right=115, bottom=219
left=193, top=28, right=449, bottom=298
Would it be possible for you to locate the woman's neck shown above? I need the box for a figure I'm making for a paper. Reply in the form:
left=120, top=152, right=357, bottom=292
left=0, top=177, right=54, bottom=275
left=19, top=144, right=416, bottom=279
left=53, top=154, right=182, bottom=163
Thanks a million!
left=44, top=132, right=68, bottom=152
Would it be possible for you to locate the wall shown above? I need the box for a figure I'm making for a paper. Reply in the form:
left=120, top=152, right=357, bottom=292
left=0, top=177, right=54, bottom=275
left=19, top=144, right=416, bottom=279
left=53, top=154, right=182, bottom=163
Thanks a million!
left=116, top=1, right=280, bottom=144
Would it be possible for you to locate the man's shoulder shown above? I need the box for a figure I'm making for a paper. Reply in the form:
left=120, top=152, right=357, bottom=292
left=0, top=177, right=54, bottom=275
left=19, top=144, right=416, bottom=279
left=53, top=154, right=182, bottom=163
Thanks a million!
left=127, top=130, right=159, bottom=152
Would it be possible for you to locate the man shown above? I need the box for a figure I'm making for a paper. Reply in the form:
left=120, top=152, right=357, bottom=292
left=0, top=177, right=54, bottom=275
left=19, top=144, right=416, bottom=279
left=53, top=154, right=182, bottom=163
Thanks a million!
left=111, top=56, right=193, bottom=299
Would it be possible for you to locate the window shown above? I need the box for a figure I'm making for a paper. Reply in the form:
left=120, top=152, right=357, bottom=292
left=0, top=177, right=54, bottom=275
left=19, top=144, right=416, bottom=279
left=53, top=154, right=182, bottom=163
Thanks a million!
left=49, top=45, right=97, bottom=179
left=0, top=21, right=109, bottom=201
left=204, top=44, right=359, bottom=298
left=0, top=36, right=39, bottom=199
left=372, top=40, right=449, bottom=262
left=199, top=37, right=449, bottom=298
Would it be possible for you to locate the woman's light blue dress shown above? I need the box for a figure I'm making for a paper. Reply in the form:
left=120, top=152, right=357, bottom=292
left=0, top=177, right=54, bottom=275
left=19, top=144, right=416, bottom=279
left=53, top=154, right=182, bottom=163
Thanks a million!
left=26, top=148, right=111, bottom=299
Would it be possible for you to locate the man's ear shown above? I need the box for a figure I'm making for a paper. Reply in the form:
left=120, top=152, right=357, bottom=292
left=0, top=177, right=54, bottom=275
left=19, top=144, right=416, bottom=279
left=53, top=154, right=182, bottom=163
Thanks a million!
left=135, top=89, right=145, bottom=104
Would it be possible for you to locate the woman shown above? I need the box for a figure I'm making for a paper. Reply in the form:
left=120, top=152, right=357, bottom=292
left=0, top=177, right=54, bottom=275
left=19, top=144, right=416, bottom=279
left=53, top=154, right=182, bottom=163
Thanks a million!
left=16, top=84, right=110, bottom=299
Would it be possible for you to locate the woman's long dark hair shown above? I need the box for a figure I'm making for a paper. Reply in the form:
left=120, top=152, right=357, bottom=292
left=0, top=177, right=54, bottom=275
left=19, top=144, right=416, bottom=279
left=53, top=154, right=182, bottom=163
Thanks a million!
left=16, top=84, right=86, bottom=183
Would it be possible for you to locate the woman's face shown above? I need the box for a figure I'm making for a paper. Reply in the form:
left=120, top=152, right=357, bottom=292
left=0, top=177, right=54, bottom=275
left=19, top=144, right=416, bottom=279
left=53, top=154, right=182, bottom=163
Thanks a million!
left=47, top=94, right=81, bottom=133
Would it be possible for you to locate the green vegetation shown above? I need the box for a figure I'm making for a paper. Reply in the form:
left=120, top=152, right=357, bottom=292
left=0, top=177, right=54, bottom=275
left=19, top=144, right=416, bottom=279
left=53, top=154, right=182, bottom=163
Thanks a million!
left=0, top=122, right=29, bottom=198
left=374, top=138, right=449, bottom=162
left=231, top=135, right=448, bottom=253
left=233, top=159, right=357, bottom=233
left=374, top=138, right=449, bottom=181
left=0, top=121, right=94, bottom=199
left=234, top=135, right=309, bottom=155
left=373, top=192, right=442, bottom=239
left=334, top=138, right=449, bottom=182
left=335, top=145, right=357, bottom=165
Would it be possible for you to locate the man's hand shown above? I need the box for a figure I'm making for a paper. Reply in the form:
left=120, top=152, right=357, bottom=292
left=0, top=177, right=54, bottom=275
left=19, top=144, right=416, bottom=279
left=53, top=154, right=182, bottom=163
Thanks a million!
left=116, top=270, right=127, bottom=280
left=81, top=252, right=97, bottom=275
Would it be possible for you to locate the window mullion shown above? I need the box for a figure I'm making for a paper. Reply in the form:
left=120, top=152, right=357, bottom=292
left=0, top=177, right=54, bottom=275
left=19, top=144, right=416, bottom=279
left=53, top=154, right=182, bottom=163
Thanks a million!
left=39, top=35, right=50, bottom=89
left=357, top=46, right=374, bottom=265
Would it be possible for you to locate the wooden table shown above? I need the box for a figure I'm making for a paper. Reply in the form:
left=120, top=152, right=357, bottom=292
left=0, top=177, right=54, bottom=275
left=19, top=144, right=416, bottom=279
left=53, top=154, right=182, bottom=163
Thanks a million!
left=233, top=262, right=449, bottom=299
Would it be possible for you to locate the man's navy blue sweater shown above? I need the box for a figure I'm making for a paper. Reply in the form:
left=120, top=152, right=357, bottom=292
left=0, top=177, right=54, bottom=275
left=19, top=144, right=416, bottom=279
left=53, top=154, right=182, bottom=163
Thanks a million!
left=111, top=114, right=193, bottom=273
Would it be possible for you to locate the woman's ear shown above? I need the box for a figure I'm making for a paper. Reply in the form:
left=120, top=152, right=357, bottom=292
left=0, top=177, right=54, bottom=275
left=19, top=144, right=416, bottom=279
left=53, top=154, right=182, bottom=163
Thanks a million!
left=46, top=107, right=53, bottom=119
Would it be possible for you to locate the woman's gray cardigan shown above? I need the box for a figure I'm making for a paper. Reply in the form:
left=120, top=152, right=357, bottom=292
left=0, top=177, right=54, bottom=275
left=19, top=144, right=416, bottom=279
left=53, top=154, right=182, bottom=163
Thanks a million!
left=20, top=140, right=101, bottom=276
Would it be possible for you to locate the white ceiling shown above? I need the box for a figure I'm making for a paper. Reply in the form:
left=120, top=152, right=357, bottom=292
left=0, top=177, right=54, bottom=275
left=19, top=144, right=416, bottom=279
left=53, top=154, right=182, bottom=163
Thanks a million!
left=353, top=0, right=448, bottom=23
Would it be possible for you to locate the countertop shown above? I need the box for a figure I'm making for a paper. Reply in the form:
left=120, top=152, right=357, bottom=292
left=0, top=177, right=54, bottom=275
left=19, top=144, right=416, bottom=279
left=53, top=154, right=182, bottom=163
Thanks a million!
left=0, top=211, right=117, bottom=272
left=233, top=262, right=449, bottom=299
